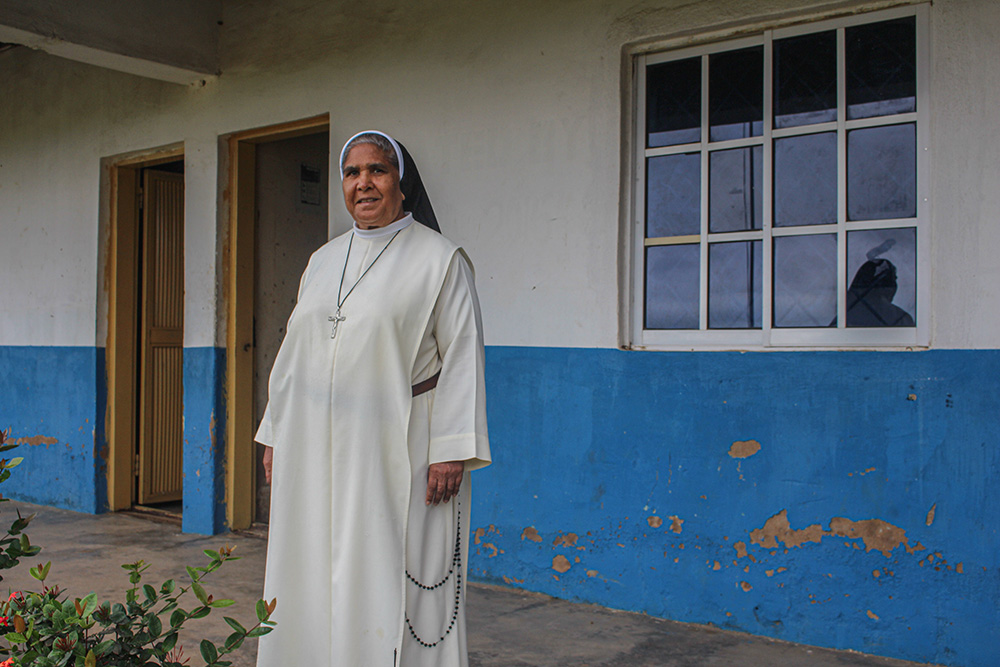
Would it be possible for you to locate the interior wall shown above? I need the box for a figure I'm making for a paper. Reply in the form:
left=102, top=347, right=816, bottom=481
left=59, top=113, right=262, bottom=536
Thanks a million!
left=252, top=132, right=330, bottom=522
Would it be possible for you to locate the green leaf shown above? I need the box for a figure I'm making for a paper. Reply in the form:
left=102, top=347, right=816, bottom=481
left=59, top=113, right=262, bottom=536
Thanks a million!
left=200, top=639, right=218, bottom=663
left=224, top=632, right=244, bottom=651
left=161, top=631, right=178, bottom=652
left=92, top=640, right=114, bottom=656
left=189, top=606, right=210, bottom=619
left=191, top=581, right=209, bottom=606
left=204, top=548, right=222, bottom=561
left=186, top=566, right=199, bottom=581
left=223, top=616, right=246, bottom=633
left=142, top=584, right=157, bottom=602
left=84, top=649, right=96, bottom=667
left=169, top=609, right=186, bottom=628
left=246, top=626, right=273, bottom=638
left=6, top=631, right=26, bottom=642
left=255, top=599, right=267, bottom=622
left=147, top=613, right=162, bottom=637
left=160, top=579, right=176, bottom=595
left=209, top=598, right=235, bottom=608
left=80, top=593, right=97, bottom=618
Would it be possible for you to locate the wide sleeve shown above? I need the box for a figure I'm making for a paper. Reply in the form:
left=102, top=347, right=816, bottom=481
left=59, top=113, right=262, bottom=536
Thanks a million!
left=254, top=252, right=317, bottom=448
left=427, top=251, right=491, bottom=471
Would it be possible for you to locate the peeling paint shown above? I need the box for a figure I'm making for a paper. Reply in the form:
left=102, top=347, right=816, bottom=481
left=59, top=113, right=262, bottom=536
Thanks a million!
left=867, top=610, right=880, bottom=620
left=647, top=515, right=663, bottom=528
left=668, top=515, right=683, bottom=533
left=926, top=503, right=937, bottom=526
left=15, top=435, right=58, bottom=447
left=552, top=555, right=571, bottom=573
left=483, top=542, right=498, bottom=558
left=748, top=510, right=919, bottom=558
left=475, top=527, right=485, bottom=545
left=521, top=526, right=542, bottom=543
left=553, top=532, right=578, bottom=547
left=740, top=582, right=752, bottom=592
left=734, top=541, right=748, bottom=558
left=729, top=439, right=761, bottom=458
left=586, top=570, right=598, bottom=578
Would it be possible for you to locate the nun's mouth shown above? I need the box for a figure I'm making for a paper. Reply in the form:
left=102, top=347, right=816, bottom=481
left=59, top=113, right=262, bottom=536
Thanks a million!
left=356, top=197, right=380, bottom=204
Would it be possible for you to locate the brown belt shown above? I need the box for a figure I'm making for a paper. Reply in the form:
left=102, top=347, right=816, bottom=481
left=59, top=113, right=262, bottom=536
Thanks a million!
left=412, top=370, right=441, bottom=397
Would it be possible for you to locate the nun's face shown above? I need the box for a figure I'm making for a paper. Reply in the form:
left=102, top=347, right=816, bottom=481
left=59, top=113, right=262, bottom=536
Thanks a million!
left=341, top=143, right=405, bottom=229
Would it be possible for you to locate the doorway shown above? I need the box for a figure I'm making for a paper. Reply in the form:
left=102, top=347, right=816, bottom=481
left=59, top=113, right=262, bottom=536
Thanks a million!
left=106, top=148, right=185, bottom=516
left=226, top=115, right=330, bottom=529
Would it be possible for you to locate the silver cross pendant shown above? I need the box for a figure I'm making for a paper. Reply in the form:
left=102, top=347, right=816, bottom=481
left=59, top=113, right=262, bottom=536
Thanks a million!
left=329, top=309, right=346, bottom=339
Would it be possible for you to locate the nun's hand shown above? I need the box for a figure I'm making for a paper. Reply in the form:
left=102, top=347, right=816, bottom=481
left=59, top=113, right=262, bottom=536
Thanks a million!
left=426, top=461, right=464, bottom=505
left=263, top=446, right=273, bottom=485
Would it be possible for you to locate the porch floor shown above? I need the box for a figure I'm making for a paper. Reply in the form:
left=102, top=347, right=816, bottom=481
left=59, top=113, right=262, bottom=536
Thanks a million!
left=1, top=502, right=937, bottom=667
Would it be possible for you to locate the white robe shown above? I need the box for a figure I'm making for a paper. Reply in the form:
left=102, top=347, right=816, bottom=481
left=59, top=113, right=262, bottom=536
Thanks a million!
left=255, top=215, right=490, bottom=667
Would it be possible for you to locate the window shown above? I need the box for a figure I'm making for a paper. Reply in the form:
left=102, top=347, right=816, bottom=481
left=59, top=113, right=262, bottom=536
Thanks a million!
left=630, top=6, right=927, bottom=348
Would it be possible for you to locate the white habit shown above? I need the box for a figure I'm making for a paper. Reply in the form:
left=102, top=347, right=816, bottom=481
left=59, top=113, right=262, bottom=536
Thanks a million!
left=255, top=215, right=491, bottom=666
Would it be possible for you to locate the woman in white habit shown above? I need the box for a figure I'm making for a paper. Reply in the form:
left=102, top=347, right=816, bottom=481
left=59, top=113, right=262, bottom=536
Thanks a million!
left=255, top=130, right=490, bottom=666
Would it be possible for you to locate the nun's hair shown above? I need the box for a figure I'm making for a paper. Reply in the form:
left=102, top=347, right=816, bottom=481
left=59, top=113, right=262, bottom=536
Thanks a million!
left=341, top=133, right=399, bottom=171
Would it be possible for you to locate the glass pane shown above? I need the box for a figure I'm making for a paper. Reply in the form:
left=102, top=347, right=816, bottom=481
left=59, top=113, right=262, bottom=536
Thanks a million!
left=774, top=132, right=837, bottom=227
left=846, top=16, right=916, bottom=120
left=847, top=123, right=916, bottom=221
left=645, top=245, right=700, bottom=329
left=709, top=241, right=762, bottom=329
left=847, top=228, right=916, bottom=327
left=774, top=30, right=837, bottom=128
left=646, top=153, right=700, bottom=237
left=710, top=146, right=762, bottom=232
left=773, top=234, right=837, bottom=327
left=709, top=46, right=763, bottom=141
left=647, top=58, right=701, bottom=147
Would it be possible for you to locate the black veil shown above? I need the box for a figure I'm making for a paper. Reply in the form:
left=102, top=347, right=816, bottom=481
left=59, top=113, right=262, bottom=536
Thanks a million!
left=397, top=141, right=440, bottom=233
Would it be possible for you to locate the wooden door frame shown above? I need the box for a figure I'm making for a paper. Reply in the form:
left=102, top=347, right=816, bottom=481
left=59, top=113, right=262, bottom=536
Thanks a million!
left=105, top=145, right=185, bottom=511
left=225, top=114, right=329, bottom=530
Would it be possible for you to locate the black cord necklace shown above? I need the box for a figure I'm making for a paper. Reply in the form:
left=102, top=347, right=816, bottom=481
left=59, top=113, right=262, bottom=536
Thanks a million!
left=328, top=227, right=403, bottom=339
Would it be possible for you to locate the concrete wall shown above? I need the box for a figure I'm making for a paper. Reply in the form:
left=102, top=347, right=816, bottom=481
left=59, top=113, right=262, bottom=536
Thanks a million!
left=0, top=0, right=998, bottom=664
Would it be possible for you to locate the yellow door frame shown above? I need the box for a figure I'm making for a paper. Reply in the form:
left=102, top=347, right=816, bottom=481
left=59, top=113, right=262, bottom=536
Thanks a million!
left=105, top=145, right=184, bottom=511
left=225, top=114, right=330, bottom=530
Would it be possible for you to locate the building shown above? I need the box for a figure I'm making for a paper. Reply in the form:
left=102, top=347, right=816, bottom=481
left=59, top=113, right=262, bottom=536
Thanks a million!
left=1, top=1, right=997, bottom=664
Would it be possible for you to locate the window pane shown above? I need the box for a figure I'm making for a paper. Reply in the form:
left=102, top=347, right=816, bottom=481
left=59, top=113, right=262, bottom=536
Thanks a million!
left=645, top=245, right=700, bottom=329
left=847, top=228, right=916, bottom=327
left=847, top=123, right=916, bottom=221
left=846, top=17, right=916, bottom=120
left=709, top=146, right=762, bottom=232
left=646, top=153, right=700, bottom=237
left=647, top=58, right=701, bottom=147
left=709, top=46, right=764, bottom=141
left=709, top=241, right=762, bottom=329
left=773, top=234, right=837, bottom=327
left=774, top=30, right=837, bottom=128
left=774, top=132, right=837, bottom=227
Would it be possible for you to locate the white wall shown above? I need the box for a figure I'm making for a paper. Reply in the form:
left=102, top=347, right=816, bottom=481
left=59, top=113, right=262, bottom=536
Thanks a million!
left=1, top=0, right=998, bottom=350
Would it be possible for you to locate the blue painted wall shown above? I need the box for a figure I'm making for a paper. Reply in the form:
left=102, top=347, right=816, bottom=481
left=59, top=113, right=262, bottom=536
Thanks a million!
left=0, top=346, right=104, bottom=513
left=181, top=347, right=227, bottom=535
left=471, top=347, right=1000, bottom=667
left=4, top=343, right=998, bottom=664
left=0, top=345, right=228, bottom=535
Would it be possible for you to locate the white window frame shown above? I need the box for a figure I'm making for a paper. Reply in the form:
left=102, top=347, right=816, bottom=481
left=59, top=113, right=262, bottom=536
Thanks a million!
left=626, top=4, right=930, bottom=350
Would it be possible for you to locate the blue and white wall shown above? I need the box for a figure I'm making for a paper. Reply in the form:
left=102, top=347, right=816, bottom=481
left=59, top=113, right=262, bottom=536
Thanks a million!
left=0, top=0, right=998, bottom=665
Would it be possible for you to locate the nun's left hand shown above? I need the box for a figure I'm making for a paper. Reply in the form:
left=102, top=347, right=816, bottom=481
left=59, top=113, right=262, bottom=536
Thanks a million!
left=426, top=461, right=464, bottom=505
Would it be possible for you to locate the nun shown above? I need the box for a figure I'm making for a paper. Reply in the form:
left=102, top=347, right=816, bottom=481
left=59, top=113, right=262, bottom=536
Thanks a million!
left=255, top=130, right=491, bottom=666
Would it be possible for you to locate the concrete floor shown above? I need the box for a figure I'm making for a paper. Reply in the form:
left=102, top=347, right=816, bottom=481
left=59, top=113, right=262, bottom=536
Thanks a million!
left=0, top=502, right=937, bottom=667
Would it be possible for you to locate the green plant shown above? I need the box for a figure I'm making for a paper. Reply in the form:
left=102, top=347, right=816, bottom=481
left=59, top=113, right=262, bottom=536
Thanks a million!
left=0, top=428, right=276, bottom=666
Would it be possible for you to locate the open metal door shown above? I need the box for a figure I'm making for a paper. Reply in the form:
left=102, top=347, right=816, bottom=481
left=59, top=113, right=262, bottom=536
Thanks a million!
left=137, top=169, right=184, bottom=505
